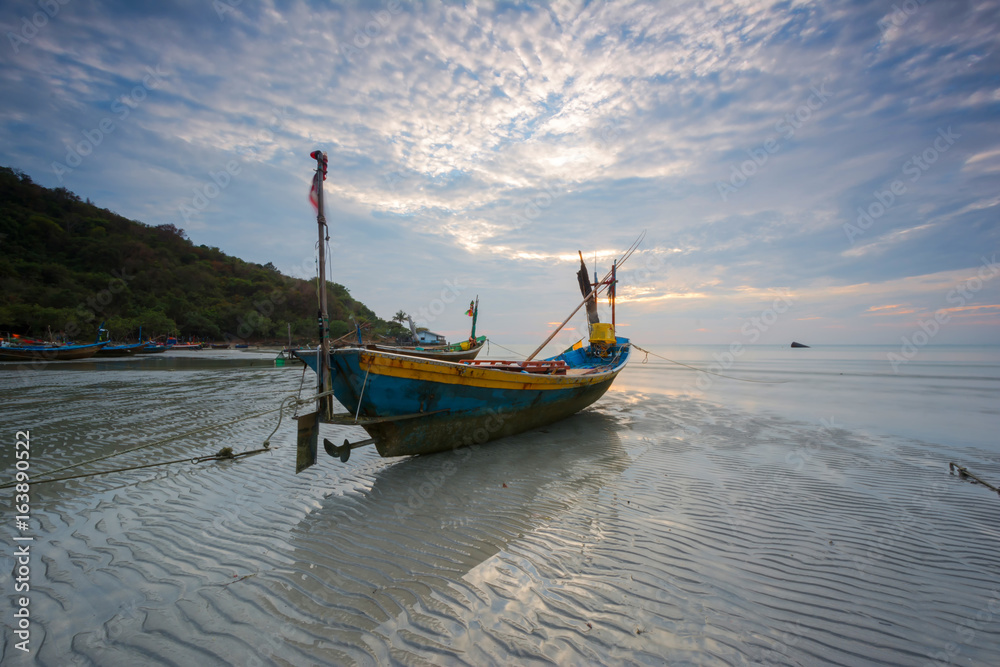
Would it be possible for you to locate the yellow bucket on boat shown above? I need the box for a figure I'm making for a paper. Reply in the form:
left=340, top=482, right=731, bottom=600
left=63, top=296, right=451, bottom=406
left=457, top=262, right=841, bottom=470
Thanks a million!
left=589, top=323, right=616, bottom=345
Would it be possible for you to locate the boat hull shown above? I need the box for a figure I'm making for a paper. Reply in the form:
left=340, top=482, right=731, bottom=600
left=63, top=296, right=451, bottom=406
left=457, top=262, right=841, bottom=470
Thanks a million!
left=296, top=340, right=629, bottom=457
left=362, top=373, right=618, bottom=456
left=0, top=341, right=108, bottom=362
left=95, top=343, right=144, bottom=357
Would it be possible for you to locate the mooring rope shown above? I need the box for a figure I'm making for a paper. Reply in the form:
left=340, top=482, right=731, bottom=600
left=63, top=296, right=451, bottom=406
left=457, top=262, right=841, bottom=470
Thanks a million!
left=485, top=338, right=526, bottom=359
left=7, top=446, right=274, bottom=488
left=630, top=343, right=789, bottom=384
left=354, top=358, right=372, bottom=422
left=0, top=390, right=334, bottom=490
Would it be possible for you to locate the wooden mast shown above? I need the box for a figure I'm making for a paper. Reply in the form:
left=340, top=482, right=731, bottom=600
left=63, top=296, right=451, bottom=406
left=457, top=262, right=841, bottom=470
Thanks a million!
left=312, top=150, right=333, bottom=420
left=611, top=259, right=616, bottom=327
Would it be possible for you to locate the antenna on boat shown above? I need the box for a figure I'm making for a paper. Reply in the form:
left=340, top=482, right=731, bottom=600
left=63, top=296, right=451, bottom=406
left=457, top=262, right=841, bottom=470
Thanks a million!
left=311, top=150, right=334, bottom=420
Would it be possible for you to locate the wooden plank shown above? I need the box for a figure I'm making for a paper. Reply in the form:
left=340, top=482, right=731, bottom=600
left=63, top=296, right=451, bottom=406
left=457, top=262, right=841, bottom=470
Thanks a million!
left=295, top=411, right=320, bottom=473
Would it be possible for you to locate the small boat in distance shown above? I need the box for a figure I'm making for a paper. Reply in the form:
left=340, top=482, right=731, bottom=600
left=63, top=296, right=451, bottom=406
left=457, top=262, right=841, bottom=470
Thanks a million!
left=368, top=337, right=486, bottom=361
left=93, top=325, right=148, bottom=356
left=371, top=305, right=485, bottom=361
left=166, top=337, right=203, bottom=350
left=0, top=340, right=109, bottom=362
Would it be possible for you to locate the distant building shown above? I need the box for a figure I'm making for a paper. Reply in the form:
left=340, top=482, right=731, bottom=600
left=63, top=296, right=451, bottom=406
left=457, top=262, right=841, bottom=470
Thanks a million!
left=415, top=330, right=446, bottom=345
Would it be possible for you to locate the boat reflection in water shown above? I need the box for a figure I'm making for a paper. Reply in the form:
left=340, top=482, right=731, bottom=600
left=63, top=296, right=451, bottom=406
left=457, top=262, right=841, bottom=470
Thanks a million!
left=265, top=410, right=629, bottom=662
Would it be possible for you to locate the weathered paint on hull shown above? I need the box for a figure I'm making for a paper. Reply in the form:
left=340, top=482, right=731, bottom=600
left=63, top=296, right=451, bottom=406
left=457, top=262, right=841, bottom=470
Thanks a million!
left=296, top=342, right=629, bottom=457
left=363, top=373, right=618, bottom=456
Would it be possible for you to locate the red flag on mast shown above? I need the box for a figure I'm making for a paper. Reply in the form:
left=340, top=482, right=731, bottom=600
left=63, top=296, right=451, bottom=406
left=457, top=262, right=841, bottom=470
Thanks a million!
left=309, top=171, right=321, bottom=210
left=308, top=151, right=328, bottom=210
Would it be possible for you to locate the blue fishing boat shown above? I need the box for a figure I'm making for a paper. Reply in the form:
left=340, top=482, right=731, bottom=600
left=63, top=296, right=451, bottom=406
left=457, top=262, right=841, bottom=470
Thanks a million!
left=95, top=342, right=145, bottom=357
left=294, top=150, right=638, bottom=468
left=295, top=334, right=630, bottom=460
left=0, top=341, right=108, bottom=362
left=93, top=324, right=144, bottom=356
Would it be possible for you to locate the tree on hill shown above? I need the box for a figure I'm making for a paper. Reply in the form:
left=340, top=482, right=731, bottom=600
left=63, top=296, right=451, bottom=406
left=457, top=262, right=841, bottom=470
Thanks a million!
left=0, top=166, right=399, bottom=342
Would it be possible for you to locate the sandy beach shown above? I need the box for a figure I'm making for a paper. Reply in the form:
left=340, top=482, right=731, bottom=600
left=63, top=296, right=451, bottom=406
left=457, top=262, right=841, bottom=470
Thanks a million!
left=2, top=346, right=999, bottom=665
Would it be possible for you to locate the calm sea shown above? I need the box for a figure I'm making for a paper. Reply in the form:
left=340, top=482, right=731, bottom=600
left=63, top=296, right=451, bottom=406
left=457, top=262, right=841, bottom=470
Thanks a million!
left=614, top=343, right=1000, bottom=451
left=1, top=345, right=998, bottom=665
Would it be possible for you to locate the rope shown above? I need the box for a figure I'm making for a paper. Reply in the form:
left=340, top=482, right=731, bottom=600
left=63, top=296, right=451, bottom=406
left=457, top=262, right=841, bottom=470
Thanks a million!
left=0, top=385, right=346, bottom=490
left=630, top=343, right=788, bottom=384
left=355, top=356, right=372, bottom=422
left=485, top=338, right=526, bottom=359
left=263, top=395, right=299, bottom=446
left=0, top=386, right=340, bottom=491
left=10, top=446, right=273, bottom=489
left=294, top=360, right=310, bottom=417
left=36, top=402, right=291, bottom=480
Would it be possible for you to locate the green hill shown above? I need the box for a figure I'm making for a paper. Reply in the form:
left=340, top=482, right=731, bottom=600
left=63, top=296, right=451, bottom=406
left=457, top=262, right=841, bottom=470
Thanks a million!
left=0, top=166, right=401, bottom=343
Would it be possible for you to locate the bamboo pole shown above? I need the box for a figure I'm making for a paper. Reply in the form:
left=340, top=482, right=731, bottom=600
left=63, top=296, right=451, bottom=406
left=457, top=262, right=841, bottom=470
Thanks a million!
left=313, top=151, right=334, bottom=420
left=524, top=283, right=602, bottom=361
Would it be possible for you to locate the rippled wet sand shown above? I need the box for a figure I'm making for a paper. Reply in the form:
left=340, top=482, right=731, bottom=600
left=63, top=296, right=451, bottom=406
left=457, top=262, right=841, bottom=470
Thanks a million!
left=2, top=353, right=999, bottom=665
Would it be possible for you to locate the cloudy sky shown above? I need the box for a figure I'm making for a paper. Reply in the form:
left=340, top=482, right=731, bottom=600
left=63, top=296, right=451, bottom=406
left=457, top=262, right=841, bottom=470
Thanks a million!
left=2, top=0, right=999, bottom=347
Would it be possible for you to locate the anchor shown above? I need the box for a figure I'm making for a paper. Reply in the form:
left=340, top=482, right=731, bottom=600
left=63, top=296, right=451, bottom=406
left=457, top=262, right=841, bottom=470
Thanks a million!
left=298, top=408, right=449, bottom=472
left=323, top=437, right=376, bottom=463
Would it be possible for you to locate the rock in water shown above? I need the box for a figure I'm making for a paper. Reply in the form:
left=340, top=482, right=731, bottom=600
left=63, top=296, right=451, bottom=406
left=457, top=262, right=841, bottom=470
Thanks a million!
left=791, top=341, right=810, bottom=348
